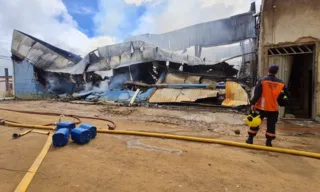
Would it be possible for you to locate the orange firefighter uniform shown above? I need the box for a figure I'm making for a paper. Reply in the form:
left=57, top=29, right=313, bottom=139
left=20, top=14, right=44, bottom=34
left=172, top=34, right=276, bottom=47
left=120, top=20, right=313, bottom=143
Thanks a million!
left=247, top=73, right=288, bottom=146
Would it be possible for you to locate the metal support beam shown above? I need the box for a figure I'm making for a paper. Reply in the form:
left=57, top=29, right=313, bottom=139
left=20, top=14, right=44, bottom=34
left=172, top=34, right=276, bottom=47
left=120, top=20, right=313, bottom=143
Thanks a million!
left=194, top=46, right=202, bottom=58
left=275, top=48, right=282, bottom=54
left=289, top=47, right=296, bottom=54
left=5, top=68, right=9, bottom=92
left=195, top=46, right=198, bottom=57
left=297, top=46, right=304, bottom=53
left=269, top=49, right=275, bottom=55
left=304, top=45, right=312, bottom=52
left=282, top=48, right=289, bottom=54
left=268, top=45, right=314, bottom=56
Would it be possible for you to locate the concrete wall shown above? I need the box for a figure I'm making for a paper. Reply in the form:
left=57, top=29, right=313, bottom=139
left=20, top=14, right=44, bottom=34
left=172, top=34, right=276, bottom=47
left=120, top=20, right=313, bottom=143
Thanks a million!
left=13, top=61, right=46, bottom=99
left=316, top=43, right=320, bottom=118
left=263, top=0, right=320, bottom=45
left=259, top=0, right=320, bottom=76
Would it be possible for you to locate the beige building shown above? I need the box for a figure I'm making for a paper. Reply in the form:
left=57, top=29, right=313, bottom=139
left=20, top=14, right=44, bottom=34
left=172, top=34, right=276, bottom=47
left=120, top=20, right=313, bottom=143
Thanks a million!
left=258, top=0, right=320, bottom=120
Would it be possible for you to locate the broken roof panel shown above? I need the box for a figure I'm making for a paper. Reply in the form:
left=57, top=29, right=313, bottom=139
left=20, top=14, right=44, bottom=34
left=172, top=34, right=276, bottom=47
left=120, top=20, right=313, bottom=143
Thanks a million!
left=149, top=88, right=218, bottom=103
left=126, top=12, right=256, bottom=51
left=222, top=81, right=249, bottom=107
left=163, top=73, right=200, bottom=84
left=12, top=30, right=219, bottom=75
left=93, top=41, right=206, bottom=71
left=11, top=30, right=82, bottom=73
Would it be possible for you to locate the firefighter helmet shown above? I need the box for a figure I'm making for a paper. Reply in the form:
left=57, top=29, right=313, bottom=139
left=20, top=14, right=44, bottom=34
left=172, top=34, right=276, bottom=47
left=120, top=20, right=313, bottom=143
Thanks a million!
left=245, top=111, right=262, bottom=127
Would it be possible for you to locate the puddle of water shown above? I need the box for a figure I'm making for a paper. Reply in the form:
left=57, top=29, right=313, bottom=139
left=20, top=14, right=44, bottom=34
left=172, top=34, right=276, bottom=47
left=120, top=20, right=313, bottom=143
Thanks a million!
left=127, top=139, right=182, bottom=155
left=112, top=135, right=182, bottom=155
left=289, top=121, right=316, bottom=128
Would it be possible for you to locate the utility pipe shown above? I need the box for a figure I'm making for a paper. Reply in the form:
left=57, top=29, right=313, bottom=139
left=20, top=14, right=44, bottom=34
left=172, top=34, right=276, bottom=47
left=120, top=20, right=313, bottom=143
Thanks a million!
left=125, top=81, right=226, bottom=89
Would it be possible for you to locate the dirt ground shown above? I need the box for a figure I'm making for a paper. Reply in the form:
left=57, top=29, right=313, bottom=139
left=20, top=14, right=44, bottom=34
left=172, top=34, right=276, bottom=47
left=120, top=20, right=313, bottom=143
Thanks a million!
left=0, top=100, right=319, bottom=192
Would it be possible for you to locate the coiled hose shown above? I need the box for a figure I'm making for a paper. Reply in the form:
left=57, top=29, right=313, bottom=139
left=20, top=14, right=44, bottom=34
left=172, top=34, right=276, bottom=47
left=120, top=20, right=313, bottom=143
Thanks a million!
left=1, top=120, right=319, bottom=159
left=0, top=107, right=116, bottom=129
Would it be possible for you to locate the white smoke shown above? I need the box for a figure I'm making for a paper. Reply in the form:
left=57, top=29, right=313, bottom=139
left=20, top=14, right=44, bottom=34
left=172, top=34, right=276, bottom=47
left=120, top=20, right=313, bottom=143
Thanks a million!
left=83, top=71, right=111, bottom=92
left=84, top=82, right=93, bottom=91
left=93, top=80, right=109, bottom=92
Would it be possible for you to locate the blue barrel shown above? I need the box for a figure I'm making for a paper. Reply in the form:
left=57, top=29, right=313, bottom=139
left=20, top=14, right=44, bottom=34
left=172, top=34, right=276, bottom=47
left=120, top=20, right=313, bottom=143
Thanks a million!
left=79, top=124, right=97, bottom=139
left=71, top=128, right=91, bottom=145
left=56, top=121, right=76, bottom=132
left=52, top=128, right=69, bottom=147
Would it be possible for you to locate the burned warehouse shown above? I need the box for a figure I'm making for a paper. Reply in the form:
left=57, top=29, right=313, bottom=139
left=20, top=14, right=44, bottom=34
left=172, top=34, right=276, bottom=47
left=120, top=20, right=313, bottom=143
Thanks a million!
left=10, top=3, right=259, bottom=108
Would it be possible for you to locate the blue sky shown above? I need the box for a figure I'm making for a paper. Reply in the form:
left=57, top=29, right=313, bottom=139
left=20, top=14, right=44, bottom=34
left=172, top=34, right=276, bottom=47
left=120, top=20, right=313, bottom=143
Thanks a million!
left=61, top=0, right=156, bottom=39
left=62, top=0, right=99, bottom=37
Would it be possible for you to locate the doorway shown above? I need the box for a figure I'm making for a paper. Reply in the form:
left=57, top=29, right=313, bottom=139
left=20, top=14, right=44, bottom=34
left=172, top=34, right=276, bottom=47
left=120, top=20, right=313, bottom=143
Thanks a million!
left=286, top=54, right=313, bottom=118
left=267, top=44, right=315, bottom=119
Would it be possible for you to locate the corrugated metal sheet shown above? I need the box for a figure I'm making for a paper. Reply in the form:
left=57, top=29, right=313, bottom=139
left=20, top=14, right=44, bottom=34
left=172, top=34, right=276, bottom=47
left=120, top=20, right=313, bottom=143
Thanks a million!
left=268, top=55, right=293, bottom=117
left=222, top=82, right=249, bottom=107
left=164, top=73, right=200, bottom=84
left=126, top=12, right=256, bottom=51
left=185, top=76, right=200, bottom=84
left=96, top=41, right=208, bottom=71
left=149, top=88, right=217, bottom=103
left=11, top=30, right=81, bottom=73
left=12, top=31, right=211, bottom=75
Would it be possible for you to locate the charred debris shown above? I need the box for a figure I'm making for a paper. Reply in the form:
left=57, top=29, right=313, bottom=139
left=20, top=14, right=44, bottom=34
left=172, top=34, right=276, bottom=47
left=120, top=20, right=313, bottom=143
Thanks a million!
left=39, top=61, right=250, bottom=108
left=10, top=29, right=252, bottom=109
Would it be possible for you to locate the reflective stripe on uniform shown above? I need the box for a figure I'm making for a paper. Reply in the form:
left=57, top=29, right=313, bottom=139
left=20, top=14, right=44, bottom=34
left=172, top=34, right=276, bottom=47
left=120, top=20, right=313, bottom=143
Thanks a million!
left=248, top=129, right=258, bottom=134
left=266, top=132, right=276, bottom=137
left=261, top=97, right=265, bottom=110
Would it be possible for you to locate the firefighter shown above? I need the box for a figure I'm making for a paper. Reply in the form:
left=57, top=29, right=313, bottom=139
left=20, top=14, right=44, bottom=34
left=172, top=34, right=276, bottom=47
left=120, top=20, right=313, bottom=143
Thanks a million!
left=246, top=65, right=289, bottom=147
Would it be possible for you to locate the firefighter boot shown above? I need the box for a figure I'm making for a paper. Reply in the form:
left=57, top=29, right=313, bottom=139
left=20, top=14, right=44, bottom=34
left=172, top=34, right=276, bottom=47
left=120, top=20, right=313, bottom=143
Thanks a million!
left=266, top=139, right=272, bottom=147
left=246, top=136, right=254, bottom=144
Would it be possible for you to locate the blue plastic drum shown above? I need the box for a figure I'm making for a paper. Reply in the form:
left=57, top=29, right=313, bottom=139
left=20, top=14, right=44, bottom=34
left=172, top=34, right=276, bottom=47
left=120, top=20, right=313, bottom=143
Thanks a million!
left=56, top=121, right=76, bottom=132
left=52, top=128, right=70, bottom=147
left=79, top=123, right=97, bottom=139
left=71, top=128, right=91, bottom=145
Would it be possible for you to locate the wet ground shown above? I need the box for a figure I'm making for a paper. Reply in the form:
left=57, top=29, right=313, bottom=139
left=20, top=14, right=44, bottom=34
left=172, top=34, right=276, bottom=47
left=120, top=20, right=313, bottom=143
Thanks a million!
left=0, top=100, right=319, bottom=192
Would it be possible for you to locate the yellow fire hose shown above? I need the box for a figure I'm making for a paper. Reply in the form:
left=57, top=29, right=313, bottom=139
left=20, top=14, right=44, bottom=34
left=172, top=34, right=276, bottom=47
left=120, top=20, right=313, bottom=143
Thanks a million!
left=2, top=121, right=320, bottom=159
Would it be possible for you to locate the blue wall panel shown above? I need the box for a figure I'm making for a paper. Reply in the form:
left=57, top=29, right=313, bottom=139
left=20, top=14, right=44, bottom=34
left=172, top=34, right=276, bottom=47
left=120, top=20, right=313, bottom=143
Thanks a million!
left=14, top=61, right=46, bottom=99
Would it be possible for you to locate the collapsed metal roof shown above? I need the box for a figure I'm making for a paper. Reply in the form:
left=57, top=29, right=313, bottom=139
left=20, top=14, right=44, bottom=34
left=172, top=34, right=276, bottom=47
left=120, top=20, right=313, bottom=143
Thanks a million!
left=126, top=12, right=256, bottom=51
left=11, top=31, right=227, bottom=75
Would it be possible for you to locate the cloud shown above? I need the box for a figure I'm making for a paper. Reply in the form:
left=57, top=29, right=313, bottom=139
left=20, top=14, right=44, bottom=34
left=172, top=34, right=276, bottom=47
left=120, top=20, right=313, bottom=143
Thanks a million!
left=70, top=6, right=96, bottom=15
left=125, top=0, right=158, bottom=6
left=0, top=0, right=115, bottom=60
left=93, top=0, right=147, bottom=39
left=133, top=0, right=257, bottom=34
